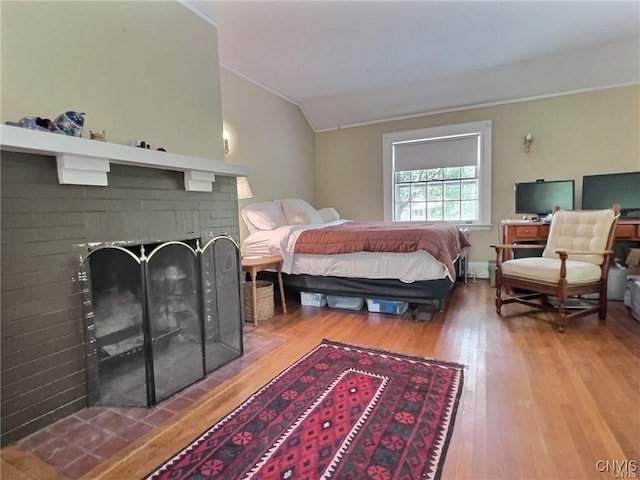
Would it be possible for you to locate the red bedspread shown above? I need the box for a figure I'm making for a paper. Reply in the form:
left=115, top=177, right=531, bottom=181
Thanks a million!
left=293, top=221, right=470, bottom=278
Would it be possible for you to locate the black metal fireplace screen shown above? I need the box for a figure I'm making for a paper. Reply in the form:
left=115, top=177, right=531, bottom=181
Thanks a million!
left=79, top=235, right=243, bottom=407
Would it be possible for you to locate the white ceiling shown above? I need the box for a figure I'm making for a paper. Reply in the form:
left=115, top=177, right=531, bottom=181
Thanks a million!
left=183, top=1, right=640, bottom=132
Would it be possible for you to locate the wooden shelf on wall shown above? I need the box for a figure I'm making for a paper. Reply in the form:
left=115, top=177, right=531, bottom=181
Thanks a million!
left=0, top=124, right=249, bottom=192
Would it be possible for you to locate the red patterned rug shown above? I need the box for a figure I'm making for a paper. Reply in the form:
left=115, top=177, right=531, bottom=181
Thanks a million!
left=145, top=339, right=464, bottom=480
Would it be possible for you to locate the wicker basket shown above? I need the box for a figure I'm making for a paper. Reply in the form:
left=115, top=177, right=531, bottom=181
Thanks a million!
left=243, top=280, right=274, bottom=322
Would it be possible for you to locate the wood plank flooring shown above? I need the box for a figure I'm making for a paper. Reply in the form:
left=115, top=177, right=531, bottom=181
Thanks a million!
left=2, top=281, right=639, bottom=480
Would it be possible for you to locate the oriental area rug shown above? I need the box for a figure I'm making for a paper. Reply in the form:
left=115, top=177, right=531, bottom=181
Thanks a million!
left=145, top=339, right=464, bottom=480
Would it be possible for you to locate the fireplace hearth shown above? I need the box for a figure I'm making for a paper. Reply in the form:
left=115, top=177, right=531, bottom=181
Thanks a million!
left=80, top=235, right=242, bottom=407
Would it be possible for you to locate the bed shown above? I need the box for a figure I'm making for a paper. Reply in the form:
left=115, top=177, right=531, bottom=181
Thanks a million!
left=241, top=199, right=471, bottom=320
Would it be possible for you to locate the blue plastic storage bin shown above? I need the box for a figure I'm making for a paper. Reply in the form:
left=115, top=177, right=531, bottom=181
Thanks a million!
left=366, top=298, right=408, bottom=315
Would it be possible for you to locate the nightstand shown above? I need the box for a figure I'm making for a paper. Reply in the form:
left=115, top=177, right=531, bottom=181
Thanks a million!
left=241, top=255, right=288, bottom=326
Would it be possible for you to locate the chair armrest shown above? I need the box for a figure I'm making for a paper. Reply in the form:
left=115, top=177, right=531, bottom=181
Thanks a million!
left=553, top=249, right=616, bottom=277
left=492, top=243, right=546, bottom=268
left=554, top=249, right=615, bottom=256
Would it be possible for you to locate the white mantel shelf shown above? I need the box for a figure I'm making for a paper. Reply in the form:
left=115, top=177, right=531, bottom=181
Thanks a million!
left=0, top=124, right=249, bottom=192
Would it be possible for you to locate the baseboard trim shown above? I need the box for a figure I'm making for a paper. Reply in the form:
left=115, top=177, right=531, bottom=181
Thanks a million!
left=469, top=261, right=490, bottom=279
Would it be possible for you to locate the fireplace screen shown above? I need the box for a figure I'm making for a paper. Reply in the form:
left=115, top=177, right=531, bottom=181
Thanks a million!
left=201, top=237, right=243, bottom=372
left=81, top=235, right=243, bottom=407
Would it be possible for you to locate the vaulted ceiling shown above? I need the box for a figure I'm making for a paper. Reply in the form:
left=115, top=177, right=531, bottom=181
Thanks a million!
left=183, top=1, right=640, bottom=131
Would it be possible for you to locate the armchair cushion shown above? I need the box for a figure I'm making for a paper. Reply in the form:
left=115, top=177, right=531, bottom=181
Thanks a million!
left=502, top=257, right=603, bottom=284
left=542, top=209, right=616, bottom=265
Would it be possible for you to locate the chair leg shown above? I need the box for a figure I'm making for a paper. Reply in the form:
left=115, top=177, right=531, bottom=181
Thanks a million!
left=557, top=302, right=567, bottom=333
left=598, top=285, right=608, bottom=320
left=495, top=282, right=503, bottom=314
left=598, top=299, right=607, bottom=320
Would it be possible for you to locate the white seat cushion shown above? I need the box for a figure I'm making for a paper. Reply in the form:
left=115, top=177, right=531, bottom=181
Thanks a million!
left=502, top=257, right=602, bottom=284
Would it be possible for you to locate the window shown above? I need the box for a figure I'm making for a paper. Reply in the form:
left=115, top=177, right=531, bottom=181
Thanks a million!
left=383, top=121, right=492, bottom=227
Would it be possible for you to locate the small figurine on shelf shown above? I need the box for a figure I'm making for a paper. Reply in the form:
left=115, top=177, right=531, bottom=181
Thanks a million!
left=90, top=130, right=107, bottom=142
left=53, top=111, right=85, bottom=137
left=5, top=116, right=57, bottom=132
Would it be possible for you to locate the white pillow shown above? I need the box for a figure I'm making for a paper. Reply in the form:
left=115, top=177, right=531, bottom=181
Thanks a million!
left=241, top=201, right=288, bottom=233
left=281, top=198, right=323, bottom=225
left=318, top=207, right=340, bottom=222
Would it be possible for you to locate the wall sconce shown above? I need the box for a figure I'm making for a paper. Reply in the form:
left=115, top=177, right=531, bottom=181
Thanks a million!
left=223, top=131, right=230, bottom=155
left=523, top=132, right=533, bottom=153
left=236, top=176, right=253, bottom=200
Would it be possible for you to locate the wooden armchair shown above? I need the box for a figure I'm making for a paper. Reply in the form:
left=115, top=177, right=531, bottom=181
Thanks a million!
left=491, top=205, right=620, bottom=332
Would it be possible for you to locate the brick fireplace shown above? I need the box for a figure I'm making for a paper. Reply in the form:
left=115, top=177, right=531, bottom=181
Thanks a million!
left=0, top=140, right=246, bottom=445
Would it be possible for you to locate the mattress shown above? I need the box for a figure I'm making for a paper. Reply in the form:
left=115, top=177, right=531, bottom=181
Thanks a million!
left=242, top=221, right=457, bottom=283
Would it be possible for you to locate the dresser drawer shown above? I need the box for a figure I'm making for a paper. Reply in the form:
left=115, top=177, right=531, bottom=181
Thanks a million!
left=615, top=223, right=637, bottom=238
left=514, top=226, right=542, bottom=238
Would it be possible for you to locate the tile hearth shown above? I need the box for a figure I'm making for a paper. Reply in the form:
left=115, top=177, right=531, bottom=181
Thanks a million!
left=13, top=328, right=284, bottom=479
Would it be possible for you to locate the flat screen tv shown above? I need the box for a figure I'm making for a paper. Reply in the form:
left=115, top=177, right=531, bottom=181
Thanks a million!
left=515, top=179, right=575, bottom=218
left=582, top=172, right=640, bottom=219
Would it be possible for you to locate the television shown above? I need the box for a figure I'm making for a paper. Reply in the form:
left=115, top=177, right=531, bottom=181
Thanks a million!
left=582, top=172, right=640, bottom=219
left=515, top=179, right=575, bottom=219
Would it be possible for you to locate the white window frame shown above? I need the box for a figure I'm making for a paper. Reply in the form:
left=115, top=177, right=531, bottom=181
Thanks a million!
left=382, top=120, right=492, bottom=228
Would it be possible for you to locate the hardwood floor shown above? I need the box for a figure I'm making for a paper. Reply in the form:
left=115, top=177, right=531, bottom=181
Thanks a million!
left=2, top=281, right=639, bottom=480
